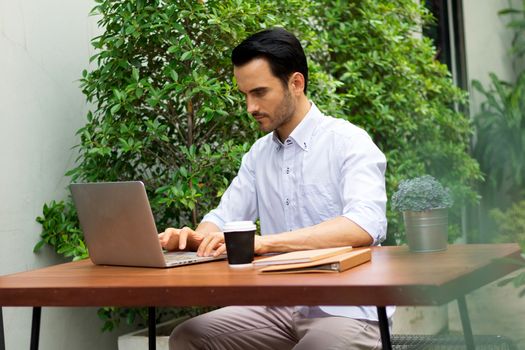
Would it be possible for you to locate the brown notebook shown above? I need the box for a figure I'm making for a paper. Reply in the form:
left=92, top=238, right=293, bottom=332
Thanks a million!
left=258, top=248, right=371, bottom=274
left=253, top=246, right=354, bottom=267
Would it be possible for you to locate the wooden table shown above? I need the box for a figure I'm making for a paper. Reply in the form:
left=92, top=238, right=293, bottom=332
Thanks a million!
left=0, top=243, right=522, bottom=350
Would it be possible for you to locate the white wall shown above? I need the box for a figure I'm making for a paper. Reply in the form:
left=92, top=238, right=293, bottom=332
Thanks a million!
left=463, top=0, right=520, bottom=116
left=0, top=1, right=132, bottom=349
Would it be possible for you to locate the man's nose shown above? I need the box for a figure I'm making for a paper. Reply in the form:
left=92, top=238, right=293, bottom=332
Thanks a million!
left=246, top=96, right=259, bottom=115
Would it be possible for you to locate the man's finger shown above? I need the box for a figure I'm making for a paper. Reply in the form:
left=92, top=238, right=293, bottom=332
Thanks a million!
left=203, top=236, right=223, bottom=257
left=159, top=228, right=179, bottom=251
left=213, top=243, right=226, bottom=257
left=158, top=230, right=169, bottom=248
left=178, top=227, right=192, bottom=250
left=197, top=232, right=224, bottom=256
left=196, top=234, right=213, bottom=256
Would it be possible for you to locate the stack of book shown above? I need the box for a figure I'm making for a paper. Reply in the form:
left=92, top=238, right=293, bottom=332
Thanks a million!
left=253, top=246, right=372, bottom=274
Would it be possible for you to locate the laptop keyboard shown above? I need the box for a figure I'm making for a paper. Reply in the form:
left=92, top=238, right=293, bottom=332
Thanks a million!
left=163, top=251, right=215, bottom=264
left=165, top=252, right=196, bottom=261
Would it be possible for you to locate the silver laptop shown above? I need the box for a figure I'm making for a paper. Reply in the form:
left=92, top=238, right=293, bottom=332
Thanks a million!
left=70, top=181, right=226, bottom=268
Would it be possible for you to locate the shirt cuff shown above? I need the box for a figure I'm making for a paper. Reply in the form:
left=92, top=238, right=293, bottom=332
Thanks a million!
left=342, top=212, right=387, bottom=246
left=201, top=212, right=226, bottom=231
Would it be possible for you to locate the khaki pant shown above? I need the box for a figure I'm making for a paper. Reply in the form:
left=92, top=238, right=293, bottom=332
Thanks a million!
left=169, top=306, right=382, bottom=350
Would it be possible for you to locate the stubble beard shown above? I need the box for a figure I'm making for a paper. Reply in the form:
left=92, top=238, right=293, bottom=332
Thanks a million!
left=258, top=88, right=296, bottom=134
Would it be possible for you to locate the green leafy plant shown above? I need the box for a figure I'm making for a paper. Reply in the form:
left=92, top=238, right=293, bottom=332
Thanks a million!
left=311, top=0, right=481, bottom=243
left=497, top=260, right=525, bottom=299
left=34, top=200, right=87, bottom=260
left=471, top=2, right=525, bottom=244
left=473, top=2, right=525, bottom=205
left=391, top=175, right=453, bottom=212
left=491, top=200, right=525, bottom=298
left=473, top=72, right=525, bottom=205
left=499, top=2, right=525, bottom=58
left=34, top=0, right=318, bottom=332
left=491, top=200, right=525, bottom=251
left=35, top=0, right=481, bottom=330
left=472, top=2, right=525, bottom=297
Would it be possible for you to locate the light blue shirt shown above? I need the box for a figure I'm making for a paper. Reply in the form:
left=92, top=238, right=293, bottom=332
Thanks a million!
left=203, top=102, right=394, bottom=320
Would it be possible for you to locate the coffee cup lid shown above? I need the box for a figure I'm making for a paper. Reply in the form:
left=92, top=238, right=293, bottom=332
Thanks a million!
left=223, top=221, right=256, bottom=232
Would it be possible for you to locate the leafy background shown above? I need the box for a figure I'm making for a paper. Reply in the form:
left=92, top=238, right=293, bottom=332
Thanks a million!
left=34, top=0, right=483, bottom=330
left=471, top=3, right=525, bottom=298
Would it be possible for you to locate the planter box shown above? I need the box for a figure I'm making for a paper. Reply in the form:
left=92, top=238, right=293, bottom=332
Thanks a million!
left=392, top=305, right=448, bottom=335
left=118, top=316, right=189, bottom=350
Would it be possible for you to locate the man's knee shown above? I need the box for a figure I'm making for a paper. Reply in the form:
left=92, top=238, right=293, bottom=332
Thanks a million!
left=169, top=318, right=206, bottom=350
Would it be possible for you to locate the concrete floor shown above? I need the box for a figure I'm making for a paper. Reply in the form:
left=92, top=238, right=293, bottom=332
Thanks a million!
left=448, top=270, right=525, bottom=349
left=392, top=269, right=525, bottom=349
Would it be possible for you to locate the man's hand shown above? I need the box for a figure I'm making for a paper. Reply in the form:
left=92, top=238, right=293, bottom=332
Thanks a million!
left=160, top=222, right=266, bottom=257
left=196, top=231, right=225, bottom=257
left=254, top=235, right=266, bottom=255
left=159, top=226, right=206, bottom=252
left=191, top=232, right=266, bottom=257
left=159, top=224, right=227, bottom=257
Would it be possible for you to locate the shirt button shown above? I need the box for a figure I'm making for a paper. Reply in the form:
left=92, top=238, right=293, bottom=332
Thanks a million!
left=286, top=167, right=290, bottom=174
left=285, top=199, right=290, bottom=206
left=286, top=139, right=292, bottom=145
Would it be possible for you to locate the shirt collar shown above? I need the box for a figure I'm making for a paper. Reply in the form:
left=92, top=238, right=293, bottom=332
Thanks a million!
left=271, top=102, right=323, bottom=151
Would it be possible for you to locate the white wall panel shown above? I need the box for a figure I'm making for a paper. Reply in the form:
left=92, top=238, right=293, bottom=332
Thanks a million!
left=0, top=1, right=132, bottom=349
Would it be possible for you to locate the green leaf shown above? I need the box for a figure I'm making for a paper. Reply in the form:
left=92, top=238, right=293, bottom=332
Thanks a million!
left=498, top=8, right=522, bottom=15
left=181, top=51, right=192, bottom=61
left=33, top=240, right=45, bottom=253
left=132, top=67, right=139, bottom=82
left=110, top=103, right=121, bottom=115
left=170, top=70, right=179, bottom=82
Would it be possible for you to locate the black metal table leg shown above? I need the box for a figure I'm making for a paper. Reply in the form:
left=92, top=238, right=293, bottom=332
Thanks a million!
left=30, top=307, right=41, bottom=350
left=377, top=306, right=392, bottom=350
left=148, top=307, right=156, bottom=350
left=1, top=307, right=5, bottom=350
left=457, top=296, right=475, bottom=350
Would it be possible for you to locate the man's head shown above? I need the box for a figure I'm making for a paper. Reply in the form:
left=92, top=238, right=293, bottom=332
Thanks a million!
left=232, top=27, right=308, bottom=93
left=231, top=28, right=310, bottom=138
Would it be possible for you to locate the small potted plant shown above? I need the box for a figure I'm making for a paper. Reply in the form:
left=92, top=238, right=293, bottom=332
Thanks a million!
left=392, top=175, right=453, bottom=252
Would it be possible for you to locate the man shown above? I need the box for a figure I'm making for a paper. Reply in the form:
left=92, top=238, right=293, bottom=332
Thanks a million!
left=159, top=27, right=392, bottom=349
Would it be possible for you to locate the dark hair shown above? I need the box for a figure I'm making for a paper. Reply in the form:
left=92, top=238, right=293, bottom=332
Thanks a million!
left=231, top=27, right=308, bottom=93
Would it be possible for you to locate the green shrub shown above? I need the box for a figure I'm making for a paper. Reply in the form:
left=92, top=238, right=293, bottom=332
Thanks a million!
left=491, top=200, right=525, bottom=250
left=34, top=200, right=86, bottom=260
left=473, top=72, right=525, bottom=206
left=474, top=3, right=525, bottom=204
left=311, top=0, right=480, bottom=243
left=491, top=200, right=525, bottom=298
left=471, top=2, right=525, bottom=244
left=34, top=0, right=481, bottom=329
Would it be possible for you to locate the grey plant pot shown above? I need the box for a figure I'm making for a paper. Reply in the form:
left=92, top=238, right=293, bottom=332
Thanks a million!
left=403, top=208, right=448, bottom=252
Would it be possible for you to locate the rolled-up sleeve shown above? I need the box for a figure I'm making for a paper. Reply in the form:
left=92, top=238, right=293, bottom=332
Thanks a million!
left=339, top=131, right=387, bottom=245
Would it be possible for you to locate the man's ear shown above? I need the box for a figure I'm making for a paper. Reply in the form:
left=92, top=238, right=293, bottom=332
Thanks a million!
left=289, top=72, right=305, bottom=95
